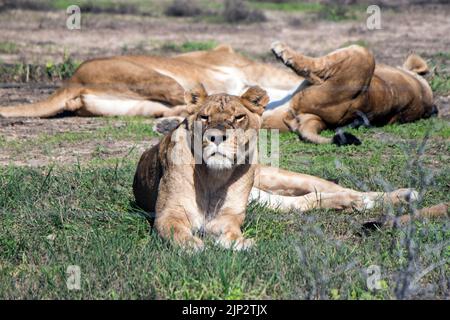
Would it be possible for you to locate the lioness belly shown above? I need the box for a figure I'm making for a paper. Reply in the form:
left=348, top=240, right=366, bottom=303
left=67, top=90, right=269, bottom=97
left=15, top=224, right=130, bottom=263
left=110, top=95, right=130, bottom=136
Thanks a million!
left=81, top=94, right=172, bottom=117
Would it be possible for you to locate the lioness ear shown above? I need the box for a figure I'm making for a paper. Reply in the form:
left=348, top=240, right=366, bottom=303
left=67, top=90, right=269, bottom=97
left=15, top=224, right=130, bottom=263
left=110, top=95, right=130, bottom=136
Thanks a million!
left=240, top=86, right=269, bottom=116
left=184, top=83, right=208, bottom=106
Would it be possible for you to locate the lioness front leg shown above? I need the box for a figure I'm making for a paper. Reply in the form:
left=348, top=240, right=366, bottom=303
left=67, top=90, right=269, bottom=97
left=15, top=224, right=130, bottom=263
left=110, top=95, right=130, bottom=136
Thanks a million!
left=207, top=213, right=254, bottom=251
left=155, top=213, right=204, bottom=251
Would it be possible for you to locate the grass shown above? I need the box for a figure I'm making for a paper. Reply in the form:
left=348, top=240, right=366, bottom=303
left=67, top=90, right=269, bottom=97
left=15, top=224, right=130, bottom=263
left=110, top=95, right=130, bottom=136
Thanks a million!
left=248, top=1, right=363, bottom=22
left=0, top=42, right=19, bottom=54
left=0, top=116, right=158, bottom=161
left=159, top=40, right=219, bottom=54
left=248, top=1, right=324, bottom=12
left=428, top=52, right=450, bottom=95
left=0, top=115, right=449, bottom=299
left=0, top=52, right=80, bottom=83
left=340, top=40, right=369, bottom=49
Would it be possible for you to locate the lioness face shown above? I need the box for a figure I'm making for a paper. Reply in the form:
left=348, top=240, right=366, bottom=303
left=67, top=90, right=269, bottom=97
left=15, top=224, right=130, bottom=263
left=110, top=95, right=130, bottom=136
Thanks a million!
left=185, top=85, right=269, bottom=170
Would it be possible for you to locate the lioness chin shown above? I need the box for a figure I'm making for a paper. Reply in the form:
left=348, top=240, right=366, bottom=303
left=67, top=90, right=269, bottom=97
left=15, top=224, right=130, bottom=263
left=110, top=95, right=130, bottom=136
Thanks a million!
left=133, top=86, right=447, bottom=251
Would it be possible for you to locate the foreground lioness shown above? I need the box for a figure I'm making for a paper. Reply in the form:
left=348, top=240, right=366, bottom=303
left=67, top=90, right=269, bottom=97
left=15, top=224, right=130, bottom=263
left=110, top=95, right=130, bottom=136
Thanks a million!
left=133, top=86, right=445, bottom=250
left=0, top=44, right=436, bottom=145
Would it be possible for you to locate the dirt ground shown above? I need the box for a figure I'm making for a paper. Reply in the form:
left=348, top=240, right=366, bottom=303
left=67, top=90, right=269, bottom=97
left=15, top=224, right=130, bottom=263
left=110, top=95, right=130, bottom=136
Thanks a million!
left=0, top=5, right=449, bottom=166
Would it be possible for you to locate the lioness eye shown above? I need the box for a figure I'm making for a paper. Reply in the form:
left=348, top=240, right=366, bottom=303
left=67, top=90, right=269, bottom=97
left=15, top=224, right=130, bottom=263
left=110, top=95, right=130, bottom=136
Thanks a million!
left=235, top=114, right=246, bottom=121
left=200, top=115, right=209, bottom=121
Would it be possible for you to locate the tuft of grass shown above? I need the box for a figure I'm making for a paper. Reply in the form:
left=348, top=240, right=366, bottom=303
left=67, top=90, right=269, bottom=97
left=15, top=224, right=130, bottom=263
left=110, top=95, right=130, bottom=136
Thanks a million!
left=0, top=41, right=19, bottom=54
left=430, top=73, right=450, bottom=95
left=2, top=0, right=158, bottom=16
left=248, top=0, right=323, bottom=12
left=428, top=52, right=450, bottom=95
left=45, top=51, right=80, bottom=81
left=223, top=0, right=267, bottom=23
left=0, top=51, right=80, bottom=83
left=340, top=39, right=369, bottom=48
left=317, top=4, right=361, bottom=22
left=160, top=40, right=219, bottom=54
left=0, top=117, right=158, bottom=154
left=164, top=0, right=203, bottom=17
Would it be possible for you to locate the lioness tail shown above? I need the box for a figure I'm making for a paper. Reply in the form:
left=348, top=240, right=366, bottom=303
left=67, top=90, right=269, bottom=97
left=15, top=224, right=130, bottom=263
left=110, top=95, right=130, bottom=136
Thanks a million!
left=0, top=86, right=81, bottom=118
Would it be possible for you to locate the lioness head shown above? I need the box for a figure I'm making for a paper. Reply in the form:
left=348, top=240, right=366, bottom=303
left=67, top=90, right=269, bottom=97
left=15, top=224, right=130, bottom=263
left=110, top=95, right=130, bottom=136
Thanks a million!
left=184, top=85, right=269, bottom=170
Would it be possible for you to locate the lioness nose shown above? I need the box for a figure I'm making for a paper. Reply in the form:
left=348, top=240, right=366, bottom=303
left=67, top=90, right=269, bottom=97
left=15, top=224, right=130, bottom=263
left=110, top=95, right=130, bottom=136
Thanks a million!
left=205, top=129, right=227, bottom=146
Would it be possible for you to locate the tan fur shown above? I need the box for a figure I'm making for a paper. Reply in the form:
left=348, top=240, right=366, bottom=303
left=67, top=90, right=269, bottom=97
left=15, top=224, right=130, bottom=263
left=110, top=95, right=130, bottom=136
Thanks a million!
left=271, top=42, right=437, bottom=144
left=133, top=87, right=445, bottom=251
left=0, top=45, right=300, bottom=120
left=133, top=86, right=268, bottom=251
left=1, top=44, right=435, bottom=146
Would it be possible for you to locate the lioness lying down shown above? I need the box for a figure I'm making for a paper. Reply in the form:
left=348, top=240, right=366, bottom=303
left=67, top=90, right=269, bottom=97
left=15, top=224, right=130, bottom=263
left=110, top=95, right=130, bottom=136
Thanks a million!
left=270, top=42, right=437, bottom=145
left=133, top=86, right=446, bottom=251
left=0, top=44, right=436, bottom=145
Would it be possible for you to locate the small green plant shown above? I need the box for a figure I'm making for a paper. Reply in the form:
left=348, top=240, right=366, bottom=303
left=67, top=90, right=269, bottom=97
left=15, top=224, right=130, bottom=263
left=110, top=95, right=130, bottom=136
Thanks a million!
left=165, top=0, right=203, bottom=17
left=161, top=40, right=218, bottom=53
left=0, top=42, right=19, bottom=54
left=430, top=72, right=450, bottom=95
left=428, top=52, right=450, bottom=94
left=223, top=0, right=267, bottom=23
left=340, top=40, right=369, bottom=48
left=45, top=51, right=80, bottom=80
left=317, top=4, right=359, bottom=22
left=248, top=0, right=323, bottom=12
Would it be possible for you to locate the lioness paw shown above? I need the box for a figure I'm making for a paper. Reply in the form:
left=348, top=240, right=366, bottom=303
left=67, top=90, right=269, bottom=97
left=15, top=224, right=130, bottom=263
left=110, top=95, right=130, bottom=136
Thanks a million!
left=332, top=131, right=362, bottom=146
left=216, top=236, right=255, bottom=251
left=390, top=188, right=420, bottom=204
left=179, top=236, right=205, bottom=253
left=271, top=41, right=292, bottom=65
left=232, top=238, right=255, bottom=251
left=153, top=116, right=184, bottom=135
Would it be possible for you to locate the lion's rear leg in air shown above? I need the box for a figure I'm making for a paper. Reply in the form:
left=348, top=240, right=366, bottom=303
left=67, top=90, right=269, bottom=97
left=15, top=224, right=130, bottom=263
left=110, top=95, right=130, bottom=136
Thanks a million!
left=271, top=41, right=375, bottom=146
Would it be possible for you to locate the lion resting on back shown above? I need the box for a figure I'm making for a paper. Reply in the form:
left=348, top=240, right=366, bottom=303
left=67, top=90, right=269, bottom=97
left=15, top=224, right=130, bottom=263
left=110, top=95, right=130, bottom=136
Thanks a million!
left=0, top=42, right=437, bottom=145
left=270, top=42, right=436, bottom=145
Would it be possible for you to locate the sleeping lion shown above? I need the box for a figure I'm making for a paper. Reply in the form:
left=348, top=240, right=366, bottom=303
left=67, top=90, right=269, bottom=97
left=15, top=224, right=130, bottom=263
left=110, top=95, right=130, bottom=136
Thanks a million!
left=132, top=86, right=446, bottom=251
left=0, top=44, right=437, bottom=145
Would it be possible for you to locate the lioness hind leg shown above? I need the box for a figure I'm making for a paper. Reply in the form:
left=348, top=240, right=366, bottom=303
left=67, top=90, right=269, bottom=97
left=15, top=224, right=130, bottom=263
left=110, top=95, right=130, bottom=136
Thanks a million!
left=250, top=188, right=374, bottom=212
left=271, top=41, right=324, bottom=85
left=255, top=165, right=352, bottom=196
left=249, top=187, right=419, bottom=213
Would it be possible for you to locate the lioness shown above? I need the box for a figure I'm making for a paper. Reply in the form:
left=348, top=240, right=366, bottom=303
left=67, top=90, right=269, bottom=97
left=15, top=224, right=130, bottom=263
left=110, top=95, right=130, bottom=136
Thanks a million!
left=0, top=44, right=300, bottom=120
left=133, top=85, right=444, bottom=251
left=270, top=42, right=437, bottom=145
left=0, top=44, right=436, bottom=146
